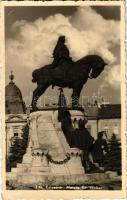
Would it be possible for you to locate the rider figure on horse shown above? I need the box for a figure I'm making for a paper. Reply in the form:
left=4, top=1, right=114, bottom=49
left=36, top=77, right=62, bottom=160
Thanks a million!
left=52, top=35, right=72, bottom=68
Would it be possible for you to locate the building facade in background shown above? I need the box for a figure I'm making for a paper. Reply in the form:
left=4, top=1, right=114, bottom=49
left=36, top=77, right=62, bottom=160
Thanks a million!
left=85, top=104, right=121, bottom=140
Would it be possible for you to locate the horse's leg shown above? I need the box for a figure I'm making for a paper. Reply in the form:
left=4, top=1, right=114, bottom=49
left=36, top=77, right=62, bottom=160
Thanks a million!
left=72, top=85, right=83, bottom=107
left=72, top=91, right=78, bottom=107
left=31, top=85, right=48, bottom=110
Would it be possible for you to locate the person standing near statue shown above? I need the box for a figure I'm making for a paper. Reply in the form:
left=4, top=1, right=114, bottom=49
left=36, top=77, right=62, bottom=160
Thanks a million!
left=76, top=118, right=94, bottom=172
left=52, top=35, right=72, bottom=68
left=92, top=131, right=109, bottom=167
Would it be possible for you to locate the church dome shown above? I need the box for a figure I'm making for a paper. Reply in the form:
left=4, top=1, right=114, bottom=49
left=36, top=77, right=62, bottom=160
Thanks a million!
left=5, top=71, right=26, bottom=114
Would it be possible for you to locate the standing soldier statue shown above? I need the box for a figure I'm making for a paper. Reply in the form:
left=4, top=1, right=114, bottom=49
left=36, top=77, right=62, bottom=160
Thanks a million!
left=92, top=131, right=109, bottom=167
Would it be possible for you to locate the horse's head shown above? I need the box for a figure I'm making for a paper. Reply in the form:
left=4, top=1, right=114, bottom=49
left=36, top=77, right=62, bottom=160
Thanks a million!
left=82, top=55, right=107, bottom=79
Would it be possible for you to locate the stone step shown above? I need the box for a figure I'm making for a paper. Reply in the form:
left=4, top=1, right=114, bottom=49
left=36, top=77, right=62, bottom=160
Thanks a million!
left=6, top=172, right=17, bottom=181
left=30, top=166, right=50, bottom=173
left=15, top=162, right=31, bottom=169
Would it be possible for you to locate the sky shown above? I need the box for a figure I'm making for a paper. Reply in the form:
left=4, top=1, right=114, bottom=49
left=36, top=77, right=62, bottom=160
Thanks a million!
left=5, top=6, right=121, bottom=106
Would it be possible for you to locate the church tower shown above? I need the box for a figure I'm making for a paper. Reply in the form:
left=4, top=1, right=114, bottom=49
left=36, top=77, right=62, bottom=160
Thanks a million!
left=5, top=71, right=27, bottom=157
left=5, top=71, right=26, bottom=114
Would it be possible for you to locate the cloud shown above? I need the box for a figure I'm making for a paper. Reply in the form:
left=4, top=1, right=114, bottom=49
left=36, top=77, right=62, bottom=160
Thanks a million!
left=6, top=7, right=120, bottom=93
left=70, top=7, right=120, bottom=63
left=104, top=64, right=120, bottom=90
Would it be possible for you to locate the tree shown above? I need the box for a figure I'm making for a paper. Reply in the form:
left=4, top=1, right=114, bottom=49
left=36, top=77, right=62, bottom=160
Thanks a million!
left=6, top=124, right=29, bottom=172
left=104, top=133, right=121, bottom=175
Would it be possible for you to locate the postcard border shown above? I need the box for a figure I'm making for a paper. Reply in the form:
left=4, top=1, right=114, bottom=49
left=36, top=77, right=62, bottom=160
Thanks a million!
left=0, top=1, right=126, bottom=199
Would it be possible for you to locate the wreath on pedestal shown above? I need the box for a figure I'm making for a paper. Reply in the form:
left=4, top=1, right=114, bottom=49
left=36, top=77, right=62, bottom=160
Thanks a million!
left=32, top=151, right=81, bottom=165
left=46, top=154, right=71, bottom=165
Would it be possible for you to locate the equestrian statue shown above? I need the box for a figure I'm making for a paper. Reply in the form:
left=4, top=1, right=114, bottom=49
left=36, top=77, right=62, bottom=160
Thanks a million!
left=31, top=35, right=107, bottom=110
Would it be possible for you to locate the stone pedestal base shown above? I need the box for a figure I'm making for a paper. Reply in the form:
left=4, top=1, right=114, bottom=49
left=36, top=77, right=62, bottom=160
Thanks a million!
left=7, top=111, right=86, bottom=186
left=7, top=173, right=117, bottom=188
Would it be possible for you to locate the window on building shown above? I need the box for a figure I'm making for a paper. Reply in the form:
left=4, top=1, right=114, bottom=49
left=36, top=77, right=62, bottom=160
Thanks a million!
left=14, top=133, right=18, bottom=137
left=13, top=126, right=19, bottom=134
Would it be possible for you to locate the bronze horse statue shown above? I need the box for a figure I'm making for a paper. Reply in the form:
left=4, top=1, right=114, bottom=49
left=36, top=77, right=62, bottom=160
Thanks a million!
left=31, top=55, right=107, bottom=110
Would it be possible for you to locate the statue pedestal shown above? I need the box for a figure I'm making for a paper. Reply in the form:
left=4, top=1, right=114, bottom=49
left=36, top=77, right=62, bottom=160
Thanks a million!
left=7, top=110, right=85, bottom=186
